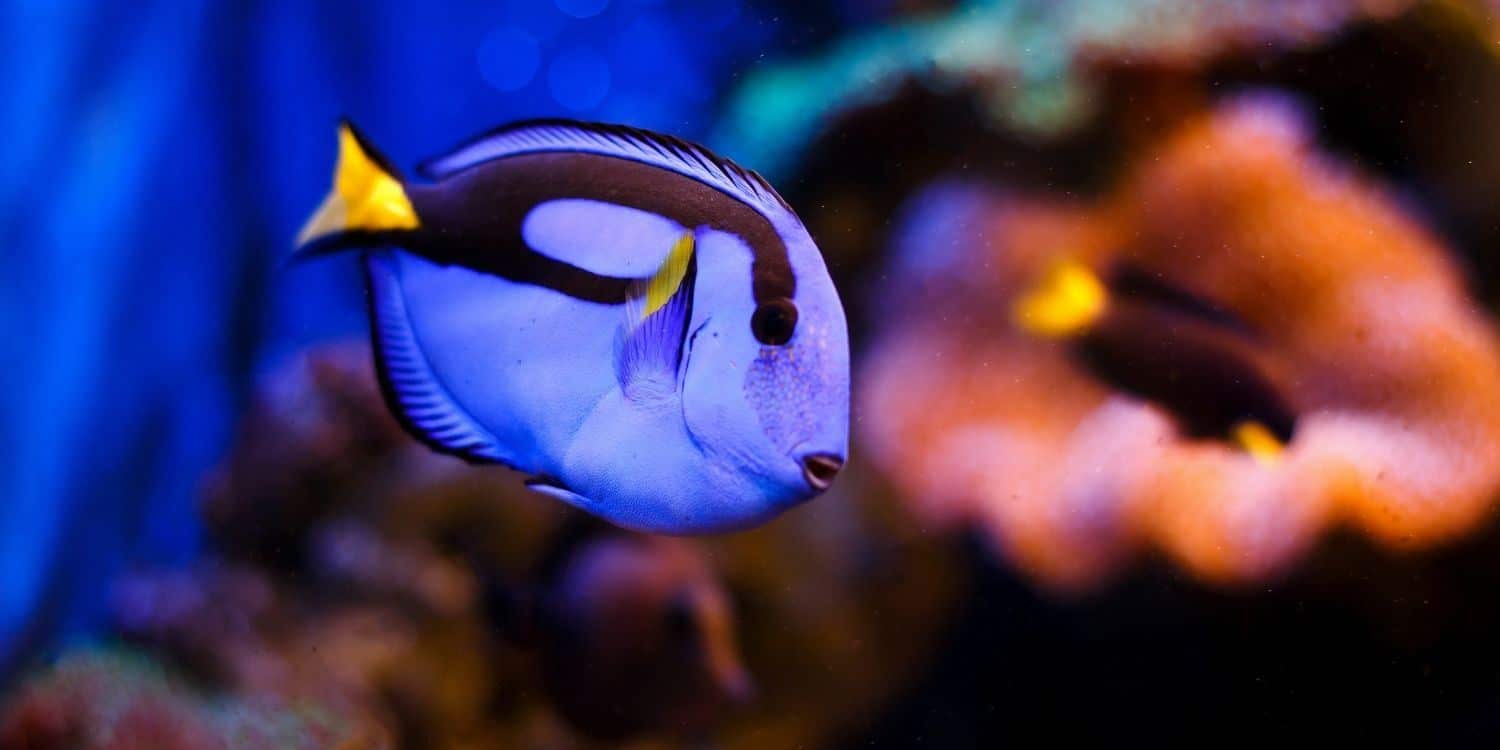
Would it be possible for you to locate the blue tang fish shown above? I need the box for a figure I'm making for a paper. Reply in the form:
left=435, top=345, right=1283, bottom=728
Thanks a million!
left=294, top=120, right=850, bottom=533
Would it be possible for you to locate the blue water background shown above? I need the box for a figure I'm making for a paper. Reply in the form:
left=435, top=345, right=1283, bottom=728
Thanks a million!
left=0, top=0, right=838, bottom=670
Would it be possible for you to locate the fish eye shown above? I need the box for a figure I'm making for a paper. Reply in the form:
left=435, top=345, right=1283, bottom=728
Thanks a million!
left=751, top=298, right=798, bottom=345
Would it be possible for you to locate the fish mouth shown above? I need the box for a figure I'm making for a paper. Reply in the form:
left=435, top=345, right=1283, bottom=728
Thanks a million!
left=799, top=453, right=844, bottom=492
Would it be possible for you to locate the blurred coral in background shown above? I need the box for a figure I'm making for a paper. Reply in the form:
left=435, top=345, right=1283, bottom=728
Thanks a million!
left=714, top=0, right=1426, bottom=177
left=862, top=95, right=1500, bottom=588
left=715, top=0, right=1500, bottom=594
left=0, top=652, right=385, bottom=750
left=0, top=346, right=957, bottom=749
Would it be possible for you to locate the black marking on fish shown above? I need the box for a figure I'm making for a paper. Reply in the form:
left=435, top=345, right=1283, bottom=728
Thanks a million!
left=675, top=252, right=698, bottom=373
left=418, top=118, right=790, bottom=212
left=294, top=228, right=408, bottom=263
left=1075, top=299, right=1297, bottom=442
left=409, top=120, right=798, bottom=307
left=341, top=117, right=406, bottom=180
left=616, top=251, right=699, bottom=397
left=1109, top=263, right=1254, bottom=336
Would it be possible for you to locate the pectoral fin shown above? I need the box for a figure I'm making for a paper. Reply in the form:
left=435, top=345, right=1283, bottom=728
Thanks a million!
left=616, top=232, right=697, bottom=400
left=525, top=476, right=601, bottom=514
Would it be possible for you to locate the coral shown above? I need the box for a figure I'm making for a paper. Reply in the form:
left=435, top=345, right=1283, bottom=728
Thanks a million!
left=860, top=94, right=1500, bottom=588
left=198, top=343, right=439, bottom=569
left=713, top=0, right=1424, bottom=177
left=0, top=652, right=384, bottom=750
left=77, top=343, right=959, bottom=749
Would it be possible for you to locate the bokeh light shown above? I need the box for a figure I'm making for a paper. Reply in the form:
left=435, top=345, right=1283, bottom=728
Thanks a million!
left=547, top=46, right=612, bottom=112
left=477, top=27, right=542, bottom=92
left=505, top=0, right=569, bottom=40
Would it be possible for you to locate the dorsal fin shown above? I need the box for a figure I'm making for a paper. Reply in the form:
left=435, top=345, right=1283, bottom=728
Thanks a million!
left=418, top=119, right=792, bottom=220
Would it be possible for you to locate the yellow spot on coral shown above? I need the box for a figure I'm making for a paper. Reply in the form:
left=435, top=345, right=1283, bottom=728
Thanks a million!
left=643, top=233, right=696, bottom=320
left=1012, top=260, right=1108, bottom=338
left=1232, top=420, right=1284, bottom=466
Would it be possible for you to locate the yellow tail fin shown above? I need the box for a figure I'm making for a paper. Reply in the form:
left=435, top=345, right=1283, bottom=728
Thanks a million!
left=296, top=121, right=419, bottom=250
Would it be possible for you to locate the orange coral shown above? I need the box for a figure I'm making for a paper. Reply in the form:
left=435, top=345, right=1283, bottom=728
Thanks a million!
left=862, top=95, right=1500, bottom=589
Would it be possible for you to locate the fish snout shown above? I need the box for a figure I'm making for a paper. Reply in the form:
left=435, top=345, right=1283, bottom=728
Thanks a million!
left=800, top=453, right=844, bottom=492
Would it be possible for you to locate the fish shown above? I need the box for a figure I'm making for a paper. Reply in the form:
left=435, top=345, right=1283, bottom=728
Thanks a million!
left=482, top=521, right=752, bottom=742
left=1013, top=259, right=1295, bottom=463
left=293, top=120, right=850, bottom=533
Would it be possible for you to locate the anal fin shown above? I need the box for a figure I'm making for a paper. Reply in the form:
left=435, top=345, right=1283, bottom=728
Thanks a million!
left=524, top=476, right=600, bottom=514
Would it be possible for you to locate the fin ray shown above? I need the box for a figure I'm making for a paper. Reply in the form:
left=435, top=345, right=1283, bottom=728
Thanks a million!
left=365, top=252, right=514, bottom=466
left=524, top=477, right=601, bottom=515
left=616, top=233, right=697, bottom=400
left=417, top=119, right=790, bottom=220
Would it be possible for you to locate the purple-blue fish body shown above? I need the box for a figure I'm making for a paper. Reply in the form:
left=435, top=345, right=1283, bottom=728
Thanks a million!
left=294, top=120, right=849, bottom=533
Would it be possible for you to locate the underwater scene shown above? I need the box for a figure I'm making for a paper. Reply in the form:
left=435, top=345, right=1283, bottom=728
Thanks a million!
left=12, top=0, right=1500, bottom=746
